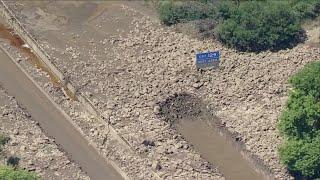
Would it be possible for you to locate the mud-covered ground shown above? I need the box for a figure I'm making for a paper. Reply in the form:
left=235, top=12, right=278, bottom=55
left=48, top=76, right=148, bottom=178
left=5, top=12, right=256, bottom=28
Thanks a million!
left=158, top=93, right=265, bottom=180
left=0, top=85, right=89, bottom=180
left=3, top=1, right=320, bottom=179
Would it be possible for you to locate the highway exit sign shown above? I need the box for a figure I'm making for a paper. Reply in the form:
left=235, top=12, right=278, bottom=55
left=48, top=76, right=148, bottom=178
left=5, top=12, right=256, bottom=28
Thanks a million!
left=195, top=51, right=220, bottom=69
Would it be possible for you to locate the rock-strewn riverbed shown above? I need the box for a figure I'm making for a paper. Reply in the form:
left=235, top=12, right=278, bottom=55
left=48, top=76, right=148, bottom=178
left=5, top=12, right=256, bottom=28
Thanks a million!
left=0, top=85, right=89, bottom=180
left=4, top=1, right=320, bottom=179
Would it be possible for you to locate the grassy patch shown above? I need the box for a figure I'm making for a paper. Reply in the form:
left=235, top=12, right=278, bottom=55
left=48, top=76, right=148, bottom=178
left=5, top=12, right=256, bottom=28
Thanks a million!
left=0, top=166, right=39, bottom=180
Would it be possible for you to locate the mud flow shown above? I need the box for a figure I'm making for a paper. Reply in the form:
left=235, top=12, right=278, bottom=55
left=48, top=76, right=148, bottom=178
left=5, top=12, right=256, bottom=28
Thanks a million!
left=159, top=93, right=263, bottom=180
left=0, top=23, right=60, bottom=87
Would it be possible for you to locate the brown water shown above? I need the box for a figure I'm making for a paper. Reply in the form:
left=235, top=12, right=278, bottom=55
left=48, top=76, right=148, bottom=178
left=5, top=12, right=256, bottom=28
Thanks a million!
left=176, top=119, right=263, bottom=180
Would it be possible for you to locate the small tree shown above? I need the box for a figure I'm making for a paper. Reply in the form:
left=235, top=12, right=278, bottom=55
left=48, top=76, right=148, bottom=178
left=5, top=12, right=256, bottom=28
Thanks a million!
left=279, top=136, right=320, bottom=178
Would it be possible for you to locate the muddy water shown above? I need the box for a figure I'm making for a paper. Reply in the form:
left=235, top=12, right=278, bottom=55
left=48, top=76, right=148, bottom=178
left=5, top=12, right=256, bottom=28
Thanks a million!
left=176, top=119, right=262, bottom=180
left=160, top=94, right=263, bottom=179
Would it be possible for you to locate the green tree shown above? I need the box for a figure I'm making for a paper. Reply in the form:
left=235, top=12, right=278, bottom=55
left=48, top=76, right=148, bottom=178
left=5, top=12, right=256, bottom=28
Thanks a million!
left=217, top=1, right=301, bottom=52
left=289, top=61, right=320, bottom=99
left=278, top=91, right=320, bottom=139
left=215, top=1, right=237, bottom=21
left=158, top=0, right=215, bottom=25
left=278, top=61, right=320, bottom=179
left=290, top=0, right=320, bottom=21
left=279, top=135, right=320, bottom=178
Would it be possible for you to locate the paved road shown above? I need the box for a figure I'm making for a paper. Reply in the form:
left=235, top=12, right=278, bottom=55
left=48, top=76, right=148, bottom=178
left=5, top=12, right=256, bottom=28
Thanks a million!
left=0, top=49, right=123, bottom=180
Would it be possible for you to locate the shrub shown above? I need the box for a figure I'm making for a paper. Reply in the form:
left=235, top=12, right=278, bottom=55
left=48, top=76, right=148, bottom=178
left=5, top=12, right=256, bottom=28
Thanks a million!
left=157, top=1, right=215, bottom=25
left=0, top=166, right=39, bottom=180
left=215, top=1, right=237, bottom=21
left=291, top=0, right=320, bottom=21
left=279, top=136, right=320, bottom=178
left=278, top=90, right=320, bottom=139
left=289, top=61, right=320, bottom=99
left=7, top=156, right=20, bottom=167
left=278, top=61, right=320, bottom=179
left=156, top=0, right=319, bottom=51
left=217, top=1, right=302, bottom=52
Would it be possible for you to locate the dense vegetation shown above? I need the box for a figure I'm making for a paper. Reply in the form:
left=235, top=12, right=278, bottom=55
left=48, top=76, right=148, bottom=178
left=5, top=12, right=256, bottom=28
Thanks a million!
left=157, top=0, right=320, bottom=52
left=217, top=1, right=302, bottom=51
left=278, top=61, right=320, bottom=179
left=158, top=1, right=215, bottom=25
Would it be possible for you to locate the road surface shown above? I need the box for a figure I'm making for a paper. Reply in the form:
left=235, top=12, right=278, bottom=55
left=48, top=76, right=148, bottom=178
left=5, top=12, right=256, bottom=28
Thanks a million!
left=0, top=48, right=123, bottom=180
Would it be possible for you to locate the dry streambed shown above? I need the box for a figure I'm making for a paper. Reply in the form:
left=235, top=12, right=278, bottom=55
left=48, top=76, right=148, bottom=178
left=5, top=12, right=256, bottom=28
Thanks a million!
left=4, top=1, right=320, bottom=179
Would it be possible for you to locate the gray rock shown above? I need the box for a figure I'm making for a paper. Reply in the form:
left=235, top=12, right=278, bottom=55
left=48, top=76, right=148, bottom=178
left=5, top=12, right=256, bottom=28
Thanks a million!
left=192, top=82, right=203, bottom=89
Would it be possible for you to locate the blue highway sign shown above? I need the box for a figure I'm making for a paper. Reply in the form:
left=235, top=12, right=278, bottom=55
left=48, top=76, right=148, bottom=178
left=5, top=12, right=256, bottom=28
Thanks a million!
left=195, top=51, right=220, bottom=69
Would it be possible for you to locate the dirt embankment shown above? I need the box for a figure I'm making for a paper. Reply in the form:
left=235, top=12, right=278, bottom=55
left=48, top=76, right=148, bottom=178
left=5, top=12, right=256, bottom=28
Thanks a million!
left=3, top=1, right=320, bottom=179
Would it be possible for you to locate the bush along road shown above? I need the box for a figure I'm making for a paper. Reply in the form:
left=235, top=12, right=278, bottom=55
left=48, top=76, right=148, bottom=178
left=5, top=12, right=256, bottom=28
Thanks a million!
left=278, top=61, right=320, bottom=179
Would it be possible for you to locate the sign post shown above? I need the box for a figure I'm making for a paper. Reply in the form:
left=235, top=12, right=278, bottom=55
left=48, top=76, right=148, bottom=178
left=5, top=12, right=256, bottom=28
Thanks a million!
left=195, top=51, right=220, bottom=70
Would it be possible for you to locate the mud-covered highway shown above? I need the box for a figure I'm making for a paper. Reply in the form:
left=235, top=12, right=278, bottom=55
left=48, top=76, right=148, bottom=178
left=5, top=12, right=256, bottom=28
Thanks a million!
left=0, top=48, right=123, bottom=180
